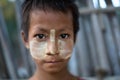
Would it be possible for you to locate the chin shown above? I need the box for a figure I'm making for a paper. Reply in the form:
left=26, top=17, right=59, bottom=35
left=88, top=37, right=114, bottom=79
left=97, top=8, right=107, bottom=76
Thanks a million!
left=44, top=67, right=63, bottom=73
left=43, top=62, right=67, bottom=74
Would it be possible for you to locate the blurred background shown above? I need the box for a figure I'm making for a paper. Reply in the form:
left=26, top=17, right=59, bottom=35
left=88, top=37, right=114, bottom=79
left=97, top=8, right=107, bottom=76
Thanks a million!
left=0, top=0, right=120, bottom=80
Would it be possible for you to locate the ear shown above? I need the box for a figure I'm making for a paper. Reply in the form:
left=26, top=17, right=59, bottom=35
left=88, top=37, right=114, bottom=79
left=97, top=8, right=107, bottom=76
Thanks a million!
left=21, top=31, right=29, bottom=49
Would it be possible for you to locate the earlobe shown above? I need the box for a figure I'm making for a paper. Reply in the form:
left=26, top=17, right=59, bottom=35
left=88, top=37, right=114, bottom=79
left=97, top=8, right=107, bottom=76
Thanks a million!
left=21, top=31, right=29, bottom=49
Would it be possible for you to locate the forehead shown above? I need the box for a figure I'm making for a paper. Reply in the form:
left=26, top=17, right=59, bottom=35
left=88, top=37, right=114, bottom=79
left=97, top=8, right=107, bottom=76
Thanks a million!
left=29, top=10, right=73, bottom=32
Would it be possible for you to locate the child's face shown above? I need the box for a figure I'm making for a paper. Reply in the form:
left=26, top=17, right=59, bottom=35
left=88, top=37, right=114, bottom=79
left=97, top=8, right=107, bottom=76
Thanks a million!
left=23, top=10, right=74, bottom=73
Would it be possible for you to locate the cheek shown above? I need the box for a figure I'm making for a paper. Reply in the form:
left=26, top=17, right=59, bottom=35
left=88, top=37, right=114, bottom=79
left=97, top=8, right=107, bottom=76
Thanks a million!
left=29, top=41, right=47, bottom=60
left=58, top=39, right=73, bottom=59
left=29, top=39, right=74, bottom=60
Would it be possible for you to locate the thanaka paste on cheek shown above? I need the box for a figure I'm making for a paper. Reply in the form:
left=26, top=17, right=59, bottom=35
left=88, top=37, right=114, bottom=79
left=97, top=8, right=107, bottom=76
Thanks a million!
left=29, top=41, right=47, bottom=60
left=58, top=40, right=73, bottom=59
left=29, top=29, right=73, bottom=60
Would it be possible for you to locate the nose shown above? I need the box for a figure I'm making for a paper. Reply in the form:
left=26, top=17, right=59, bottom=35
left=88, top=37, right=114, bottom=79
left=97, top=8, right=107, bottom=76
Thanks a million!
left=47, top=40, right=59, bottom=55
left=46, top=29, right=59, bottom=55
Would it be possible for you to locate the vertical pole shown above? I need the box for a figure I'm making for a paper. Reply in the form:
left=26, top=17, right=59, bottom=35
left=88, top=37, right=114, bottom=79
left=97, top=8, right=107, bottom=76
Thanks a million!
left=102, top=14, right=120, bottom=75
left=111, top=15, right=120, bottom=66
left=76, top=17, right=91, bottom=77
left=87, top=0, right=111, bottom=79
left=0, top=7, right=17, bottom=79
left=83, top=16, right=100, bottom=75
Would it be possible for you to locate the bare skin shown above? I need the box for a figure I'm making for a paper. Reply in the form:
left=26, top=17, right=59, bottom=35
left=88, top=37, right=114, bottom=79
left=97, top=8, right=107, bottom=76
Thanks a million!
left=29, top=64, right=77, bottom=80
left=21, top=10, right=78, bottom=80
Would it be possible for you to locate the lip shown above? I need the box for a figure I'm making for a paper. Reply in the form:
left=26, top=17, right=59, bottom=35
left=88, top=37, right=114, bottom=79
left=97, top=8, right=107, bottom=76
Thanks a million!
left=44, top=56, right=63, bottom=62
left=44, top=58, right=64, bottom=63
left=45, top=60, right=63, bottom=63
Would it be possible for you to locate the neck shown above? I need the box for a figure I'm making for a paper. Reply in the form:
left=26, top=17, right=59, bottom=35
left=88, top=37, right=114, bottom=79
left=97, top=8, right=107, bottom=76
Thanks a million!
left=30, top=66, right=74, bottom=80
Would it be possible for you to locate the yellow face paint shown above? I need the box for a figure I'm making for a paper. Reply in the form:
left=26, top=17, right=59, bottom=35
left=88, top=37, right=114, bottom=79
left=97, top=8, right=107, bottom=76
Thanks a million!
left=49, top=29, right=56, bottom=55
left=29, top=40, right=47, bottom=60
left=50, top=29, right=55, bottom=42
left=29, top=29, right=73, bottom=60
left=58, top=39, right=73, bottom=59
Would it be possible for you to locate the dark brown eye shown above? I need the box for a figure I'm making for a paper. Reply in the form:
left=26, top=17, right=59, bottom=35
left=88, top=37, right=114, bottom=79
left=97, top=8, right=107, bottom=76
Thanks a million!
left=35, top=34, right=46, bottom=39
left=60, top=34, right=70, bottom=39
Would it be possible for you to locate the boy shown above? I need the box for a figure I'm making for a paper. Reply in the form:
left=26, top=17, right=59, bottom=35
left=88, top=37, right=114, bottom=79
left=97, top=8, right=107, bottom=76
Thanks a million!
left=21, top=0, right=82, bottom=80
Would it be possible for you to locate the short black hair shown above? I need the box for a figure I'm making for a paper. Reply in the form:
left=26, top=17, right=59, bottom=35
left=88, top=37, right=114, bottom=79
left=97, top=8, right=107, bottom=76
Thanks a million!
left=21, top=0, right=79, bottom=40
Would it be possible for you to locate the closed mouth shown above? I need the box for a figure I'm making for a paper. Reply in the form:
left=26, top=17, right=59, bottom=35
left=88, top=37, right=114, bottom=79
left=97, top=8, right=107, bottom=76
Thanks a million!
left=44, top=59, right=64, bottom=63
left=46, top=61, right=62, bottom=63
left=44, top=56, right=64, bottom=64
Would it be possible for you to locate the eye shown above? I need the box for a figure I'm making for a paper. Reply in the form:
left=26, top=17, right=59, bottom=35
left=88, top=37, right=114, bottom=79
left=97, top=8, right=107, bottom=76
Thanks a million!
left=59, top=33, right=70, bottom=39
left=34, top=34, right=47, bottom=39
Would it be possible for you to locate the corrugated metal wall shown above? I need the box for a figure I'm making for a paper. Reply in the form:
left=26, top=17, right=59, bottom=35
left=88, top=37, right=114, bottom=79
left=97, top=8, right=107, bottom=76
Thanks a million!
left=69, top=0, right=120, bottom=79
